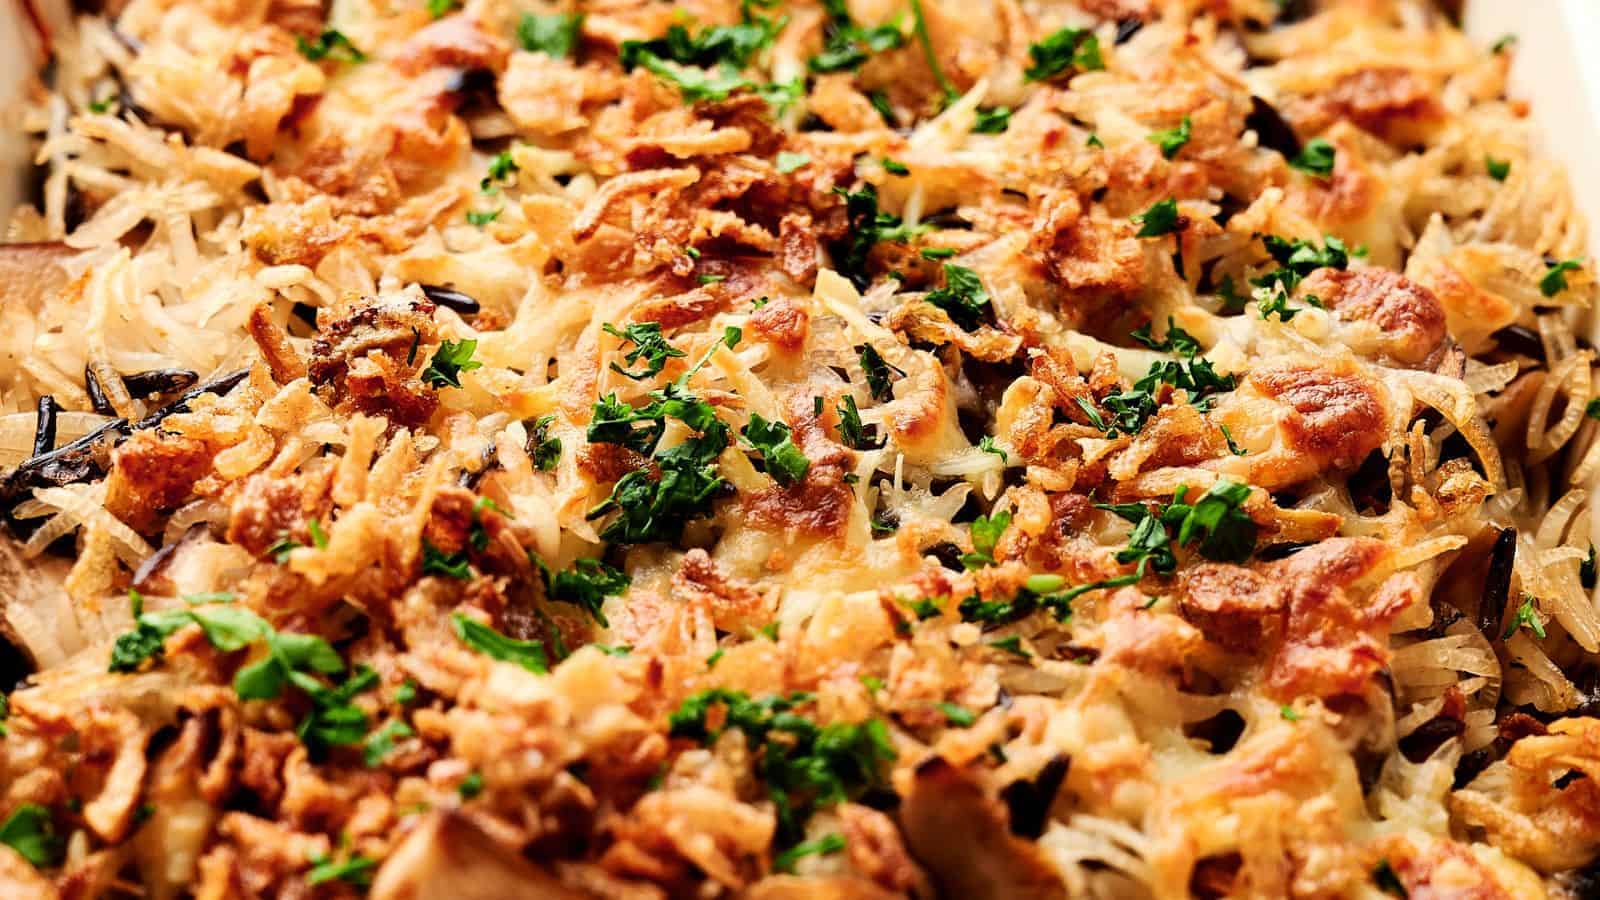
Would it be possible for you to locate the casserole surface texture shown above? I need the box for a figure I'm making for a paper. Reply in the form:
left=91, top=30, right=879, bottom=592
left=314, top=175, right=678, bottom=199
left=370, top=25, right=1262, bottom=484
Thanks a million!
left=3, top=1, right=1600, bottom=897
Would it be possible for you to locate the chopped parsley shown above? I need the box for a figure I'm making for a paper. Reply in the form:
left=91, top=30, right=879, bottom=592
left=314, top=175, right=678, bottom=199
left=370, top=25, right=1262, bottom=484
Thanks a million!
left=836, top=394, right=884, bottom=450
left=1086, top=132, right=1104, bottom=148
left=619, top=14, right=784, bottom=73
left=1486, top=155, right=1510, bottom=182
left=668, top=690, right=895, bottom=844
left=421, top=338, right=483, bottom=388
left=904, top=597, right=943, bottom=620
left=604, top=321, right=686, bottom=380
left=881, top=157, right=910, bottom=176
left=1540, top=258, right=1584, bottom=297
left=1490, top=34, right=1516, bottom=54
left=595, top=644, right=634, bottom=658
left=421, top=541, right=473, bottom=580
left=908, top=0, right=958, bottom=101
left=362, top=719, right=414, bottom=767
left=517, top=12, right=585, bottom=58
left=458, top=772, right=484, bottom=798
left=973, top=106, right=1012, bottom=134
left=1502, top=594, right=1547, bottom=640
left=544, top=558, right=630, bottom=626
left=1061, top=478, right=1256, bottom=605
left=1024, top=26, right=1103, bottom=81
left=585, top=329, right=742, bottom=544
left=1220, top=424, right=1247, bottom=456
left=307, top=853, right=377, bottom=888
left=1289, top=138, right=1336, bottom=177
left=1155, top=478, right=1257, bottom=564
left=296, top=29, right=366, bottom=63
left=923, top=263, right=992, bottom=331
left=1088, top=347, right=1237, bottom=438
left=867, top=89, right=895, bottom=123
left=480, top=151, right=519, bottom=193
left=628, top=52, right=753, bottom=103
left=1281, top=705, right=1300, bottom=722
left=110, top=591, right=268, bottom=674
left=395, top=679, right=418, bottom=705
left=1258, top=290, right=1299, bottom=322
left=773, top=833, right=846, bottom=873
left=937, top=702, right=976, bottom=727
left=1148, top=116, right=1191, bottom=160
left=776, top=151, right=810, bottom=174
left=919, top=246, right=956, bottom=260
left=465, top=209, right=500, bottom=226
left=978, top=435, right=1008, bottom=462
left=742, top=415, right=811, bottom=486
left=830, top=184, right=931, bottom=289
left=856, top=344, right=904, bottom=402
left=452, top=613, right=549, bottom=674
left=1583, top=544, right=1597, bottom=590
left=1130, top=317, right=1200, bottom=356
left=809, top=0, right=903, bottom=73
left=0, top=805, right=60, bottom=868
left=988, top=635, right=1030, bottom=659
left=307, top=518, right=328, bottom=550
left=1133, top=198, right=1181, bottom=237
left=426, top=0, right=456, bottom=18
left=960, top=511, right=1010, bottom=570
left=529, top=413, right=562, bottom=470
left=1251, top=233, right=1356, bottom=319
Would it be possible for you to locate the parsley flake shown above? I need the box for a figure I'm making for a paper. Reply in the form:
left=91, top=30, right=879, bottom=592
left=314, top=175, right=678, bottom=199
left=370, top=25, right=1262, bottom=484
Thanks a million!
left=452, top=613, right=548, bottom=674
left=1024, top=27, right=1103, bottom=81
left=1148, top=116, right=1191, bottom=160
left=0, top=805, right=61, bottom=868
left=517, top=12, right=584, bottom=58
left=856, top=344, right=904, bottom=401
left=961, top=511, right=1010, bottom=570
left=774, top=833, right=846, bottom=873
left=937, top=702, right=976, bottom=727
left=1486, top=155, right=1510, bottom=182
left=988, top=635, right=1030, bottom=659
left=743, top=415, right=811, bottom=486
left=1502, top=594, right=1547, bottom=640
left=296, top=29, right=366, bottom=63
left=924, top=263, right=992, bottom=331
left=1289, top=138, right=1336, bottom=177
left=1541, top=258, right=1584, bottom=297
left=1133, top=198, right=1181, bottom=238
left=973, top=106, right=1012, bottom=134
left=421, top=338, right=482, bottom=389
left=307, top=853, right=377, bottom=888
left=362, top=719, right=414, bottom=767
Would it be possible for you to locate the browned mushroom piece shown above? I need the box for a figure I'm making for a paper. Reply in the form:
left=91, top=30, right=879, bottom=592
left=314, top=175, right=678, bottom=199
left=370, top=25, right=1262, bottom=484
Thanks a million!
left=370, top=812, right=587, bottom=900
left=898, top=758, right=1068, bottom=900
left=0, top=242, right=79, bottom=310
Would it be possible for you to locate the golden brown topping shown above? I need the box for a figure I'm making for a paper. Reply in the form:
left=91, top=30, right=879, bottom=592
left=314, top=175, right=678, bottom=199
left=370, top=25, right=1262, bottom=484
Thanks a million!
left=1300, top=267, right=1447, bottom=366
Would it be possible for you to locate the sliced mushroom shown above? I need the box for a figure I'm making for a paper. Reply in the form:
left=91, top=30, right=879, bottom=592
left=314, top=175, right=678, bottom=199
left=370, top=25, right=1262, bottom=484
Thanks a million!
left=370, top=812, right=587, bottom=900
left=898, top=757, right=1067, bottom=900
